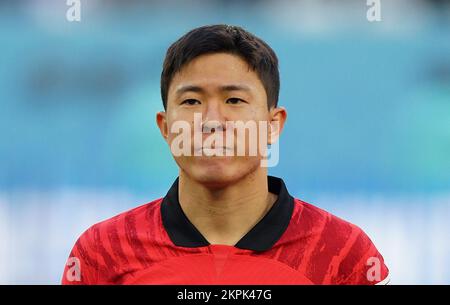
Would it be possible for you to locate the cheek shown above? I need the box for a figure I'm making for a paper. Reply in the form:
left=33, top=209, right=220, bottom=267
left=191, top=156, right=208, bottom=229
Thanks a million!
left=226, top=106, right=260, bottom=122
left=167, top=113, right=195, bottom=137
left=242, top=102, right=270, bottom=123
left=234, top=111, right=270, bottom=149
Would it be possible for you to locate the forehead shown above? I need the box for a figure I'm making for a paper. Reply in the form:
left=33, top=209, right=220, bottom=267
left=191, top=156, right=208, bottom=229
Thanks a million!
left=168, top=53, right=265, bottom=97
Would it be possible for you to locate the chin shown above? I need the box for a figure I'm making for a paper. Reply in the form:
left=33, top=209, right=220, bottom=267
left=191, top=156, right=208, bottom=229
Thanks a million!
left=193, top=166, right=240, bottom=188
left=179, top=157, right=261, bottom=189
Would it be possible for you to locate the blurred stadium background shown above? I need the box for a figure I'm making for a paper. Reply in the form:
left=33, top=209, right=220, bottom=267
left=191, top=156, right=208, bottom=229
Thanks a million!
left=0, top=0, right=449, bottom=284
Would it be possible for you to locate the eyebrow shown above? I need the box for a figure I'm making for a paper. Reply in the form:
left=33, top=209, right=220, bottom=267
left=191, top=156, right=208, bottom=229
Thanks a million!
left=175, top=84, right=251, bottom=97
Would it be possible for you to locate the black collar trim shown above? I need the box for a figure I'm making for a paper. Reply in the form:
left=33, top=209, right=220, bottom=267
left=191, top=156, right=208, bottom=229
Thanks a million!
left=160, top=175, right=295, bottom=252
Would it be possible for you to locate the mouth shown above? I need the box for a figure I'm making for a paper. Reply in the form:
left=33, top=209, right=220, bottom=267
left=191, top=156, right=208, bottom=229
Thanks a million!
left=194, top=147, right=233, bottom=155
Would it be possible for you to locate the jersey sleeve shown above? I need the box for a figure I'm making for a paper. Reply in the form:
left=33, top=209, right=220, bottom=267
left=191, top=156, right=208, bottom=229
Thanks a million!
left=339, top=227, right=390, bottom=285
left=61, top=226, right=99, bottom=285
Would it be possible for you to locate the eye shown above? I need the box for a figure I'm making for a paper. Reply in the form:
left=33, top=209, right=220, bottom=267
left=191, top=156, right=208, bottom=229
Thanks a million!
left=181, top=99, right=201, bottom=106
left=226, top=98, right=246, bottom=105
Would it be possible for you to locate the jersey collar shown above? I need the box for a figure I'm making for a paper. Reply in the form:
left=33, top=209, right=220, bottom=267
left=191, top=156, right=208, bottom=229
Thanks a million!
left=160, top=175, right=295, bottom=252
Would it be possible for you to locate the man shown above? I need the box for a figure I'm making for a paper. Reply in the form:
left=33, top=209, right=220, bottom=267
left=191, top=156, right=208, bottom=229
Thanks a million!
left=62, top=24, right=389, bottom=285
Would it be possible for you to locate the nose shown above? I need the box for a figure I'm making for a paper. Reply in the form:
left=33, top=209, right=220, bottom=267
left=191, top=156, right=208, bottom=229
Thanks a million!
left=202, top=101, right=225, bottom=133
left=202, top=120, right=223, bottom=133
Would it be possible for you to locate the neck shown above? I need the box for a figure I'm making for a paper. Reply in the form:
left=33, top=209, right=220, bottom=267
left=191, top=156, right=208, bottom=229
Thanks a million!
left=178, top=169, right=278, bottom=246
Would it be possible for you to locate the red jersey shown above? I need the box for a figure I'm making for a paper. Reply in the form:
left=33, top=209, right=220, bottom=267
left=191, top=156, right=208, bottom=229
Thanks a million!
left=62, top=176, right=389, bottom=285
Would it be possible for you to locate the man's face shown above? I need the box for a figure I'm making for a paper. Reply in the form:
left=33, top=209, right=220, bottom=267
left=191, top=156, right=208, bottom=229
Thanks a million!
left=157, top=52, right=285, bottom=188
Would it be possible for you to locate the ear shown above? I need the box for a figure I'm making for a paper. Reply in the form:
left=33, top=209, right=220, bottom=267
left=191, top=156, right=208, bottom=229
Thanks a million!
left=156, top=111, right=169, bottom=143
left=267, top=106, right=287, bottom=145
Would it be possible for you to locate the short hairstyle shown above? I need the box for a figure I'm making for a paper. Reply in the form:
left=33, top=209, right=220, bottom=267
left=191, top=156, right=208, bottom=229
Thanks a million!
left=160, top=24, right=280, bottom=110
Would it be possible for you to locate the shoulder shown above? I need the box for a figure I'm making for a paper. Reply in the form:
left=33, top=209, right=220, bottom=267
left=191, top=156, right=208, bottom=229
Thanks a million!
left=73, top=197, right=164, bottom=251
left=62, top=198, right=164, bottom=284
left=292, top=198, right=363, bottom=238
left=290, top=198, right=389, bottom=284
left=86, top=198, right=163, bottom=235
